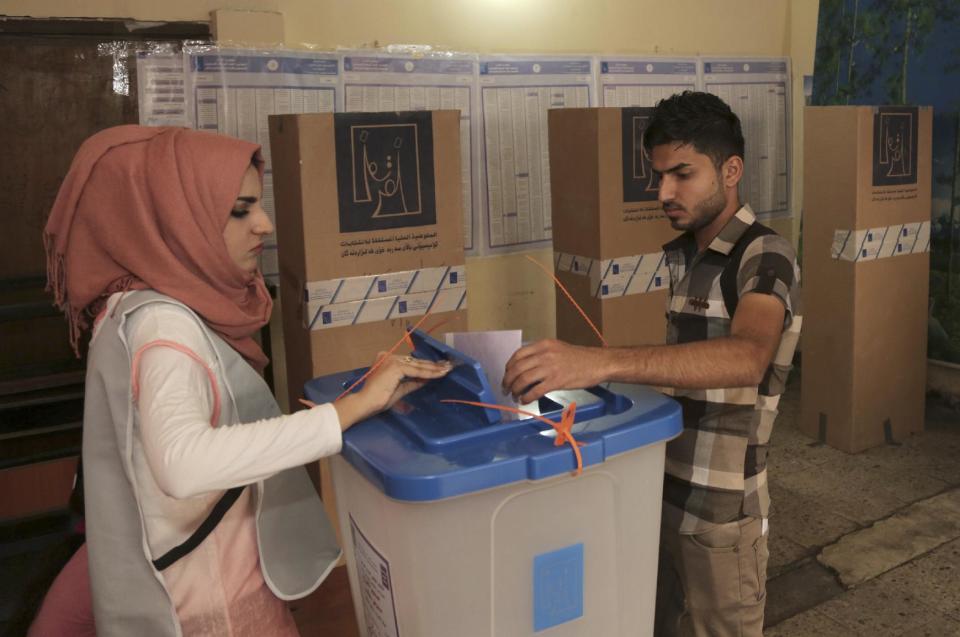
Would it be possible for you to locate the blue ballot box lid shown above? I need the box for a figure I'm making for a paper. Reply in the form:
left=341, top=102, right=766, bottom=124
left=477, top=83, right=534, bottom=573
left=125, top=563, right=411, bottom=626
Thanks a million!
left=303, top=330, right=682, bottom=502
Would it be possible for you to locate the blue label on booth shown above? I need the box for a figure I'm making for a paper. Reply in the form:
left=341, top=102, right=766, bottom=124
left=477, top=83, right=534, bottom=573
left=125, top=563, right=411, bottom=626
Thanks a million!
left=534, top=543, right=584, bottom=631
left=378, top=280, right=387, bottom=292
left=322, top=311, right=332, bottom=325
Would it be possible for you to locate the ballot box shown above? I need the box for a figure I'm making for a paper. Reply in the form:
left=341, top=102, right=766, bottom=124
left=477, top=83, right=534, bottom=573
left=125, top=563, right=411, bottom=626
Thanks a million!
left=303, top=330, right=681, bottom=637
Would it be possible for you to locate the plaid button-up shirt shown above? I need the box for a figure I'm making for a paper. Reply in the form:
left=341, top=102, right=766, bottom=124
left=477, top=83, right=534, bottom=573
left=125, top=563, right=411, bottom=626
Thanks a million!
left=660, top=205, right=802, bottom=533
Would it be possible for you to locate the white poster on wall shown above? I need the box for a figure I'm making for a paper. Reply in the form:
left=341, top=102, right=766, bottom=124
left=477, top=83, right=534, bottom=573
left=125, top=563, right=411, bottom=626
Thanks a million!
left=184, top=46, right=341, bottom=282
left=342, top=53, right=479, bottom=252
left=136, top=48, right=190, bottom=128
left=702, top=58, right=791, bottom=219
left=597, top=58, right=698, bottom=107
left=477, top=56, right=595, bottom=253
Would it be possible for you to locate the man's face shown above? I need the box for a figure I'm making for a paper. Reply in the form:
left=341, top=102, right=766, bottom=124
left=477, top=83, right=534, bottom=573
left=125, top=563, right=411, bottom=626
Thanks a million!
left=650, top=143, right=728, bottom=232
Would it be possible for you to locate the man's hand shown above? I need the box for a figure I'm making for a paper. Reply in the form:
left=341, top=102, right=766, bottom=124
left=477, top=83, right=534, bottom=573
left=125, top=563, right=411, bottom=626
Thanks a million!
left=502, top=339, right=609, bottom=403
left=501, top=293, right=787, bottom=401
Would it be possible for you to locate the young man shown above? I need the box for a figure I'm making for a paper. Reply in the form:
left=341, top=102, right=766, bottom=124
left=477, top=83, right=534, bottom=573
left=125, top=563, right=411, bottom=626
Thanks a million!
left=503, top=91, right=801, bottom=636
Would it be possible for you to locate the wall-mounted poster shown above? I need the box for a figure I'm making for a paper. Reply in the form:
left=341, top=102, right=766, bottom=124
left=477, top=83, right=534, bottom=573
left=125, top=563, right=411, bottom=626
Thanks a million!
left=183, top=45, right=340, bottom=282
left=477, top=56, right=595, bottom=252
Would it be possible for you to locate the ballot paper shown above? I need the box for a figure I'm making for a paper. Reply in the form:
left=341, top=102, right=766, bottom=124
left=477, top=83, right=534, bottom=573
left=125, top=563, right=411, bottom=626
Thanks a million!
left=445, top=330, right=522, bottom=408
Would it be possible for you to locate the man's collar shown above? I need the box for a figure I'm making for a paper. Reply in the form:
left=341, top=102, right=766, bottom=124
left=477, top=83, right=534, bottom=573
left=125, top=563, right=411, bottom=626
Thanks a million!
left=706, top=204, right=756, bottom=255
left=662, top=204, right=756, bottom=255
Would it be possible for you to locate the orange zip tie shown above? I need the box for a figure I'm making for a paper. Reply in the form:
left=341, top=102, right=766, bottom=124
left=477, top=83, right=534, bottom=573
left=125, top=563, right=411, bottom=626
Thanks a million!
left=524, top=255, right=608, bottom=347
left=440, top=399, right=584, bottom=476
left=334, top=309, right=436, bottom=402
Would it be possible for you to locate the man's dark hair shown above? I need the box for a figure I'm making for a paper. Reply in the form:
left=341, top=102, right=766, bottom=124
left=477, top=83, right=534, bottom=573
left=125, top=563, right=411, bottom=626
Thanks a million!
left=643, top=91, right=745, bottom=169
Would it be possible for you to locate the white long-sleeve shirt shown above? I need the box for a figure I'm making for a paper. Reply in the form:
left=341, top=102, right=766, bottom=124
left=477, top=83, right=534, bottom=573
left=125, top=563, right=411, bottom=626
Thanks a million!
left=120, top=296, right=343, bottom=499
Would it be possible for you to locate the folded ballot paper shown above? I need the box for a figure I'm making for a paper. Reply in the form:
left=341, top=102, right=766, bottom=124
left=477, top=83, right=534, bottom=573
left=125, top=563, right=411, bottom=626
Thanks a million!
left=444, top=330, right=523, bottom=409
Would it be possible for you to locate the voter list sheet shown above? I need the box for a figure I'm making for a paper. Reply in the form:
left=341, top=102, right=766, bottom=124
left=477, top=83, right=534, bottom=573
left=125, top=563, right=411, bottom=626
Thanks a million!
left=598, top=58, right=698, bottom=107
left=478, top=56, right=595, bottom=252
left=184, top=46, right=340, bottom=281
left=702, top=58, right=791, bottom=219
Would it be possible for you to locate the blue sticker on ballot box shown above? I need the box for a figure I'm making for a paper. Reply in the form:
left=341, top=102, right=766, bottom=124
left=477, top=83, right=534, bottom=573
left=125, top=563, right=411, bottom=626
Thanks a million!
left=533, top=543, right=584, bottom=631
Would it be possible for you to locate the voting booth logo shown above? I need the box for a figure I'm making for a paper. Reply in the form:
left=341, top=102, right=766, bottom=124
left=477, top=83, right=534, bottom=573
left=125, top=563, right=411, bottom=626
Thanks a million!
left=621, top=107, right=660, bottom=202
left=872, top=107, right=918, bottom=187
left=335, top=112, right=437, bottom=232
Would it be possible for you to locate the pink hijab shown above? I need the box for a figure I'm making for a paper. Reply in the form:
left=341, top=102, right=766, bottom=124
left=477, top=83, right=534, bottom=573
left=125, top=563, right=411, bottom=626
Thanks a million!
left=44, top=125, right=273, bottom=371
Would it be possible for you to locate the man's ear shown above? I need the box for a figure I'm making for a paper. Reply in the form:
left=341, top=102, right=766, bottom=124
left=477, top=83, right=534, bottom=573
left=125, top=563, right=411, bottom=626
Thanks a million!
left=722, top=156, right=744, bottom=188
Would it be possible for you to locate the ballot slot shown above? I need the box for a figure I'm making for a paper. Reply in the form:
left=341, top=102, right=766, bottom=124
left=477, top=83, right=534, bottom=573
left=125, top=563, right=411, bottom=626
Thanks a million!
left=331, top=330, right=627, bottom=453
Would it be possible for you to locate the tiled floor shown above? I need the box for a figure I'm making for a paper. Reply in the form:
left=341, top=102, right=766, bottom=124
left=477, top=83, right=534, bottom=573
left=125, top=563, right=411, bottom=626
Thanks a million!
left=764, top=383, right=960, bottom=635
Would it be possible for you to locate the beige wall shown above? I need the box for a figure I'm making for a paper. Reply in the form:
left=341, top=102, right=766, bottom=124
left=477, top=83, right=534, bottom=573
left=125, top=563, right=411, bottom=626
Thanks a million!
left=3, top=0, right=278, bottom=22
left=5, top=0, right=820, bottom=342
left=9, top=1, right=793, bottom=55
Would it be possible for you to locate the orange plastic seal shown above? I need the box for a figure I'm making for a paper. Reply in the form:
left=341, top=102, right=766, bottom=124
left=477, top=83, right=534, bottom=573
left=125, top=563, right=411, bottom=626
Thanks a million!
left=441, top=399, right=584, bottom=476
left=525, top=255, right=608, bottom=348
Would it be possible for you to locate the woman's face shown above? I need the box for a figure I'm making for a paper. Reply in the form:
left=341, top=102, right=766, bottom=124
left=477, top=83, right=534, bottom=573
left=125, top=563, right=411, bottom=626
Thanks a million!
left=223, top=164, right=273, bottom=275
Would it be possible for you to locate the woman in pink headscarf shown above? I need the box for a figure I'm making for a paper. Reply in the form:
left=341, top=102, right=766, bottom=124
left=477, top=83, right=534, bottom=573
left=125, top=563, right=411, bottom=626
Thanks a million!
left=31, top=125, right=450, bottom=637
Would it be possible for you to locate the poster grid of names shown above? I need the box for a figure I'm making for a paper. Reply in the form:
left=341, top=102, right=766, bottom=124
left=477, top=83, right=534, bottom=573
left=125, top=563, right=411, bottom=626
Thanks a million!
left=137, top=48, right=792, bottom=258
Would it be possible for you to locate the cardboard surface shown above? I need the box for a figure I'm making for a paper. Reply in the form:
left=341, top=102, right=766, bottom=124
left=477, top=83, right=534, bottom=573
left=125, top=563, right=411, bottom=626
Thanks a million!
left=549, top=107, right=677, bottom=347
left=801, top=106, right=931, bottom=453
left=270, top=110, right=468, bottom=409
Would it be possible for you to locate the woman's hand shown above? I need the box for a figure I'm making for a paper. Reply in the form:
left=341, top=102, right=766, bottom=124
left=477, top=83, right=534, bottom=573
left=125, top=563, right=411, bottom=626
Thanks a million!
left=333, top=354, right=452, bottom=431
